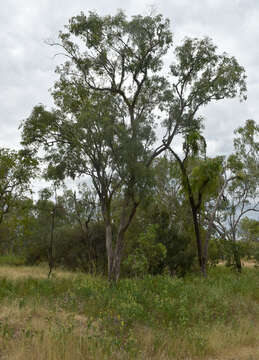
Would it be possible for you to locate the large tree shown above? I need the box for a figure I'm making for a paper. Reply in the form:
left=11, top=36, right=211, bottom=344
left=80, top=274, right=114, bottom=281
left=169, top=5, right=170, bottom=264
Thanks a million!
left=165, top=37, right=247, bottom=276
left=21, top=11, right=174, bottom=282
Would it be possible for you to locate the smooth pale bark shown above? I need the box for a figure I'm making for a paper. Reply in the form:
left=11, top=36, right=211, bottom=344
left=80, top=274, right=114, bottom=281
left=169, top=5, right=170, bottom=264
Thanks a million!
left=104, top=199, right=139, bottom=282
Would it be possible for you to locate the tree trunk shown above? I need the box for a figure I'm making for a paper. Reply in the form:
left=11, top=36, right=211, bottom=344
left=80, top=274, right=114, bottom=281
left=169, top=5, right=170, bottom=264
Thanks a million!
left=109, top=222, right=126, bottom=282
left=105, top=221, right=114, bottom=281
left=110, top=246, right=123, bottom=283
left=104, top=199, right=139, bottom=283
left=168, top=148, right=207, bottom=276
left=233, top=246, right=242, bottom=273
left=105, top=225, right=124, bottom=283
left=191, top=207, right=206, bottom=277
left=232, top=234, right=242, bottom=273
left=48, top=208, right=55, bottom=278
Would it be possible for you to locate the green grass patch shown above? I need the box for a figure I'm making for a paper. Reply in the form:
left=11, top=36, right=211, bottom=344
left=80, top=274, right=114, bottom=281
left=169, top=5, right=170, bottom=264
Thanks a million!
left=0, top=254, right=26, bottom=266
left=0, top=266, right=259, bottom=359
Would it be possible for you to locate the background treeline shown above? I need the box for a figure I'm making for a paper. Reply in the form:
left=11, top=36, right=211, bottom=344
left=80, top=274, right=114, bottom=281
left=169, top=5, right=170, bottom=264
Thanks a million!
left=0, top=152, right=258, bottom=278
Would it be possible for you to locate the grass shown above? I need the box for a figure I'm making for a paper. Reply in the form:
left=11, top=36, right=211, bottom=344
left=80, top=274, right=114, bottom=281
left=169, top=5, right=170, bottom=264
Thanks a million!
left=0, top=265, right=258, bottom=359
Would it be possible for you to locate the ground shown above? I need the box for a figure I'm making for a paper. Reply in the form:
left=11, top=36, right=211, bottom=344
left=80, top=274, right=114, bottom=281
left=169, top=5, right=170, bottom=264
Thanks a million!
left=0, top=264, right=258, bottom=359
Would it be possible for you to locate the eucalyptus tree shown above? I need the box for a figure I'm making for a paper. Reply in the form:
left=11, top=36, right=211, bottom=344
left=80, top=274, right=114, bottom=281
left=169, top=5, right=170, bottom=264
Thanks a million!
left=21, top=11, right=174, bottom=282
left=165, top=37, right=247, bottom=276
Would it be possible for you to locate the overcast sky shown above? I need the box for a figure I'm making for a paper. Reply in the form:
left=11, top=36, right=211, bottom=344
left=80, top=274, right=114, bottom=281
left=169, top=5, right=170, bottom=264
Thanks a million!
left=1, top=0, right=258, bottom=158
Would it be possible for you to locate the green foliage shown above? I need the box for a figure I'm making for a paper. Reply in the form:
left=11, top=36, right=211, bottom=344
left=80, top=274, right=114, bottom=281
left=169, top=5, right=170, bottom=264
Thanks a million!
left=217, top=238, right=249, bottom=269
left=228, top=119, right=258, bottom=185
left=172, top=37, right=247, bottom=101
left=52, top=222, right=106, bottom=273
left=187, top=156, right=224, bottom=203
left=0, top=148, right=37, bottom=225
left=21, top=11, right=173, bottom=191
left=123, top=204, right=196, bottom=277
left=239, top=217, right=259, bottom=243
left=123, top=225, right=166, bottom=276
left=0, top=254, right=26, bottom=266
left=22, top=199, right=106, bottom=273
left=207, top=238, right=226, bottom=266
left=152, top=209, right=197, bottom=275
left=0, top=197, right=37, bottom=255
left=123, top=250, right=149, bottom=277
left=166, top=37, right=246, bottom=135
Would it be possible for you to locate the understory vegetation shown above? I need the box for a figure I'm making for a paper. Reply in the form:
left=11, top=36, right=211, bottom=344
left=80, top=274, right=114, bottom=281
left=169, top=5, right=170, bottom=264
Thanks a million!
left=0, top=264, right=258, bottom=359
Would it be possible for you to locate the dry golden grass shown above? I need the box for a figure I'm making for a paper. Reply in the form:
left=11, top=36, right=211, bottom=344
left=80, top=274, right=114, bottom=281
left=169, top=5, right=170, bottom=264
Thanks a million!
left=241, top=260, right=257, bottom=268
left=0, top=265, right=77, bottom=280
left=217, top=260, right=257, bottom=268
left=0, top=301, right=259, bottom=360
left=205, top=319, right=259, bottom=360
left=0, top=301, right=100, bottom=360
left=121, top=323, right=259, bottom=360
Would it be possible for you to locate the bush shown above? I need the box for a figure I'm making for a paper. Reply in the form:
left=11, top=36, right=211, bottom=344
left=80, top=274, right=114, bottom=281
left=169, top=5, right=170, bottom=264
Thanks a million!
left=122, top=225, right=167, bottom=276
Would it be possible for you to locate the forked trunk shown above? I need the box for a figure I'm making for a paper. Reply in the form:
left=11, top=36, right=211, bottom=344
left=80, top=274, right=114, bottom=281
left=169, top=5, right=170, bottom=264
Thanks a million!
left=105, top=199, right=139, bottom=283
